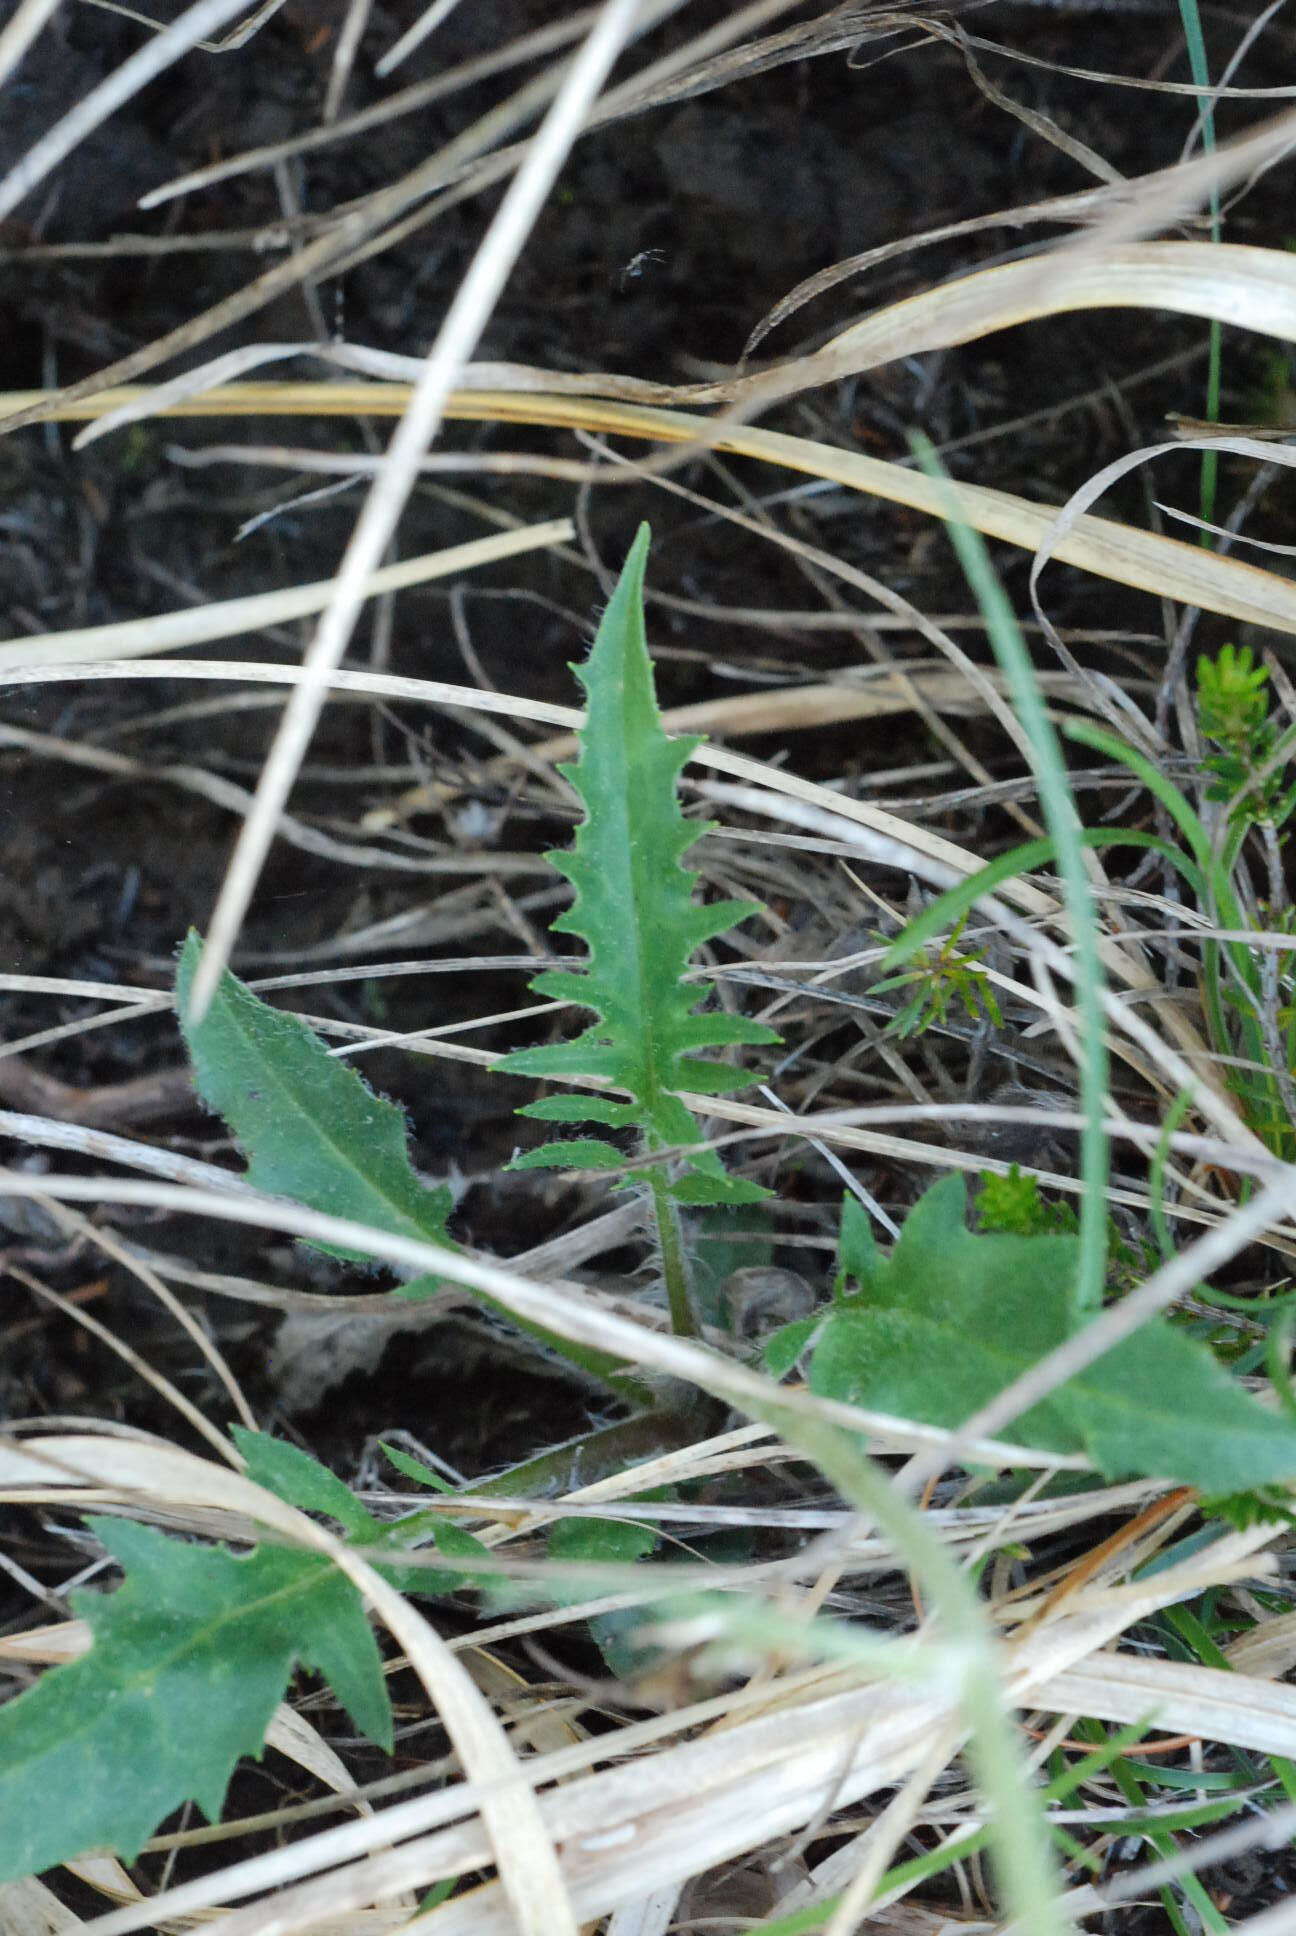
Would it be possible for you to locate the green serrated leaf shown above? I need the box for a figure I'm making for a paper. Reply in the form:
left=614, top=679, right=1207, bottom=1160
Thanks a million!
left=806, top=1175, right=1296, bottom=1492
left=519, top=1095, right=639, bottom=1127
left=667, top=1171, right=771, bottom=1207
left=494, top=526, right=777, bottom=1197
left=176, top=932, right=454, bottom=1263
left=233, top=1428, right=380, bottom=1542
left=177, top=936, right=634, bottom=1395
left=0, top=1517, right=390, bottom=1881
left=509, top=1138, right=627, bottom=1172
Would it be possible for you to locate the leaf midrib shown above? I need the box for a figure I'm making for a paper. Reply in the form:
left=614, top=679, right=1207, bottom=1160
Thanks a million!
left=0, top=1554, right=341, bottom=1774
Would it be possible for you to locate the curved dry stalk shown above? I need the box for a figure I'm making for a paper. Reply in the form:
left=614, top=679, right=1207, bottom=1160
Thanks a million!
left=0, top=0, right=63, bottom=91
left=6, top=372, right=1296, bottom=641
left=0, top=520, right=573, bottom=670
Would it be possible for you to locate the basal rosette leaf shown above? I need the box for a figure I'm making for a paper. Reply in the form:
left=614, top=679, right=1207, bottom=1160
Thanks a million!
left=496, top=525, right=776, bottom=1194
left=789, top=1175, right=1296, bottom=1493
left=177, top=936, right=631, bottom=1390
left=0, top=1518, right=389, bottom=1881
left=177, top=931, right=454, bottom=1258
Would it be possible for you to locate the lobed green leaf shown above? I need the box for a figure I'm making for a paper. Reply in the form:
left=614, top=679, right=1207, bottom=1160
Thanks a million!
left=495, top=526, right=776, bottom=1198
left=784, top=1176, right=1296, bottom=1493
left=0, top=1518, right=390, bottom=1881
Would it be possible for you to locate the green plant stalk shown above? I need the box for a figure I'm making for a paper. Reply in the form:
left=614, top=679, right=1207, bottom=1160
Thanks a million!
left=1150, top=1089, right=1194, bottom=1264
left=1064, top=718, right=1279, bottom=1144
left=1067, top=719, right=1259, bottom=1002
left=1178, top=0, right=1221, bottom=532
left=912, top=435, right=1108, bottom=1329
left=649, top=1168, right=697, bottom=1338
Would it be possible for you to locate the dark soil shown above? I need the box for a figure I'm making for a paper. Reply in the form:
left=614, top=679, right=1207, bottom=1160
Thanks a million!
left=3, top=4, right=1296, bottom=1923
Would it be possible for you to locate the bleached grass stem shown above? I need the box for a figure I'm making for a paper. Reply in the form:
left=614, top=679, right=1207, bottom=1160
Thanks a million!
left=0, top=1169, right=1090, bottom=1471
left=0, top=0, right=264, bottom=224
left=187, top=0, right=658, bottom=1020
left=0, top=0, right=62, bottom=92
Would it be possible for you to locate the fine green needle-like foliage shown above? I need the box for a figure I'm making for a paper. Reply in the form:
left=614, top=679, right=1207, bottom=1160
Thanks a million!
left=497, top=526, right=778, bottom=1207
left=768, top=1177, right=1296, bottom=1495
left=0, top=1516, right=391, bottom=1882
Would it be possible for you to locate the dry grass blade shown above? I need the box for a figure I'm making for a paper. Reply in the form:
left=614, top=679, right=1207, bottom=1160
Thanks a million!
left=7, top=375, right=1296, bottom=636
left=0, top=0, right=63, bottom=91
left=79, top=0, right=289, bottom=49
left=0, top=1170, right=1093, bottom=1470
left=184, top=0, right=667, bottom=1022
left=1047, top=1652, right=1296, bottom=1760
left=374, top=0, right=466, bottom=78
left=0, top=646, right=1260, bottom=1151
left=3, top=1398, right=1285, bottom=1934
left=0, top=521, right=573, bottom=669
left=97, top=1540, right=1284, bottom=1936
left=0, top=0, right=270, bottom=224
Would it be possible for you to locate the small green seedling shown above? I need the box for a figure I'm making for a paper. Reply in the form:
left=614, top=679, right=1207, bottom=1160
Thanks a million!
left=12, top=537, right=1296, bottom=1889
left=871, top=912, right=1002, bottom=1039
left=1196, top=643, right=1296, bottom=829
left=497, top=524, right=779, bottom=1336
left=976, top=1166, right=1077, bottom=1239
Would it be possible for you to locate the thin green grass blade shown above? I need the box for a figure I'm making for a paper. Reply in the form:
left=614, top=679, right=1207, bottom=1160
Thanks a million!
left=910, top=436, right=1108, bottom=1328
left=880, top=827, right=1203, bottom=975
left=1064, top=716, right=1277, bottom=1140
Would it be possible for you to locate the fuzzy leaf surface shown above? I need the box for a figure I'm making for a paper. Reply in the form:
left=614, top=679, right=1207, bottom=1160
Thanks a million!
left=0, top=1517, right=390, bottom=1881
left=177, top=938, right=629, bottom=1389
left=177, top=932, right=454, bottom=1259
left=495, top=526, right=776, bottom=1202
left=788, top=1176, right=1296, bottom=1493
